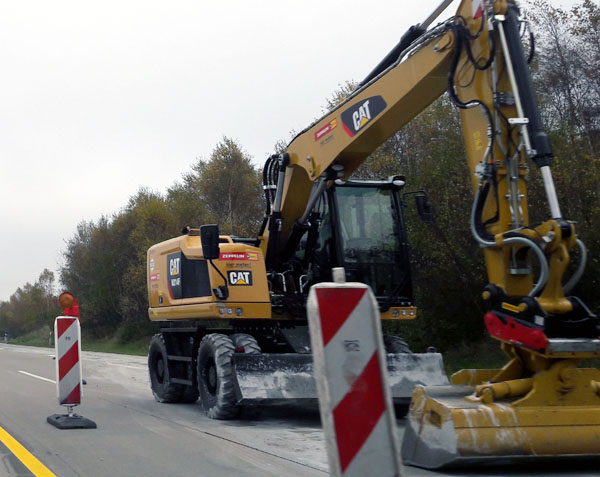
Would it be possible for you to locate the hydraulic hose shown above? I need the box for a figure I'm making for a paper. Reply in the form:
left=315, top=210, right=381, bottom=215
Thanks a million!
left=564, top=239, right=587, bottom=295
left=470, top=185, right=549, bottom=297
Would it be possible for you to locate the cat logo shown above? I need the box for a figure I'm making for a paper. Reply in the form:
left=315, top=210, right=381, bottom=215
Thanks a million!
left=341, top=96, right=387, bottom=137
left=228, top=271, right=253, bottom=286
left=169, top=257, right=180, bottom=276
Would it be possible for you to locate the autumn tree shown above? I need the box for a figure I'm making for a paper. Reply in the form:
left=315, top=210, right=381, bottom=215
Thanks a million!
left=193, top=137, right=263, bottom=236
left=0, top=269, right=61, bottom=337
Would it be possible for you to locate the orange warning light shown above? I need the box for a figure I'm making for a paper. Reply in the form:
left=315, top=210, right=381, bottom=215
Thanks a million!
left=58, top=291, right=75, bottom=309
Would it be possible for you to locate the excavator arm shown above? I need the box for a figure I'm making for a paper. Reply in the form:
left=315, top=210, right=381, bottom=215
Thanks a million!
left=261, top=0, right=594, bottom=333
left=258, top=0, right=600, bottom=467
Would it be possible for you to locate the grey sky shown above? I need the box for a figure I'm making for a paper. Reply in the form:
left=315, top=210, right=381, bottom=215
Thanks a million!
left=0, top=0, right=580, bottom=300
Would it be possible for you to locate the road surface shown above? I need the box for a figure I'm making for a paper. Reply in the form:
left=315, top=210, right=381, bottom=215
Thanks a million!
left=0, top=343, right=597, bottom=476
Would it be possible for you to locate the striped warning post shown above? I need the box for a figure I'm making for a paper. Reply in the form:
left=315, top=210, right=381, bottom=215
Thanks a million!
left=307, top=272, right=402, bottom=477
left=54, top=316, right=82, bottom=406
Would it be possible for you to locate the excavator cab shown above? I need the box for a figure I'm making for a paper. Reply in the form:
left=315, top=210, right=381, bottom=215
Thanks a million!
left=279, top=176, right=416, bottom=318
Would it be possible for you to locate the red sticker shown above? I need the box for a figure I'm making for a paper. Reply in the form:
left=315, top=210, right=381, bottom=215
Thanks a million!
left=314, top=119, right=337, bottom=141
left=219, top=252, right=259, bottom=261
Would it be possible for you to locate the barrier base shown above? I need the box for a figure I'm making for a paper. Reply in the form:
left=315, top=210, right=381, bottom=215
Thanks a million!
left=47, top=413, right=97, bottom=429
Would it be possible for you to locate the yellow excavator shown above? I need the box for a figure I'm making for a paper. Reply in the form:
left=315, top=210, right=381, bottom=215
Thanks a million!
left=147, top=0, right=600, bottom=468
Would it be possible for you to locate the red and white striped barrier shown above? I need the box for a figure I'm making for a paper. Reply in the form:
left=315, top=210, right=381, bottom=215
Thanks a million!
left=307, top=269, right=402, bottom=477
left=47, top=314, right=96, bottom=429
left=54, top=316, right=82, bottom=406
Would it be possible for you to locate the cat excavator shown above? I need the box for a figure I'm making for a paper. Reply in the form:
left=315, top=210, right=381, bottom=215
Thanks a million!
left=147, top=0, right=600, bottom=468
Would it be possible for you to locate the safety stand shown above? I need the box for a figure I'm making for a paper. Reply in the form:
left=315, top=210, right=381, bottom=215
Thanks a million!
left=47, top=316, right=96, bottom=430
left=47, top=405, right=96, bottom=430
left=307, top=267, right=402, bottom=476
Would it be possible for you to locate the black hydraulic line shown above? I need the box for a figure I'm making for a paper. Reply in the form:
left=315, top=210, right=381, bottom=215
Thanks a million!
left=446, top=22, right=495, bottom=152
left=258, top=155, right=277, bottom=237
left=504, top=4, right=552, bottom=168
left=357, top=25, right=425, bottom=88
left=474, top=181, right=496, bottom=242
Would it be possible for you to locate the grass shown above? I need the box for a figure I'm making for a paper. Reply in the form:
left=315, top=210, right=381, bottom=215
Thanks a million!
left=81, top=335, right=151, bottom=356
left=441, top=337, right=508, bottom=377
left=11, top=326, right=53, bottom=348
left=8, top=326, right=151, bottom=357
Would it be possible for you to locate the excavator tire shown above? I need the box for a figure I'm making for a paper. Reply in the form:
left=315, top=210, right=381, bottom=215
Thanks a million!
left=197, top=334, right=238, bottom=419
left=383, top=334, right=412, bottom=354
left=230, top=333, right=261, bottom=354
left=148, top=333, right=184, bottom=403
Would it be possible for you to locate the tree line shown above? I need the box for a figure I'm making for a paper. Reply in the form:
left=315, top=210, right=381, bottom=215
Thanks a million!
left=1, top=0, right=598, bottom=351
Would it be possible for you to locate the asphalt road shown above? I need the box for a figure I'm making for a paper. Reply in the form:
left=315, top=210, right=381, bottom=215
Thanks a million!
left=1, top=343, right=599, bottom=477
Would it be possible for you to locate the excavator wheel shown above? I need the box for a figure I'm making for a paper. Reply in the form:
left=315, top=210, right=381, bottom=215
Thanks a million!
left=383, top=334, right=412, bottom=354
left=148, top=333, right=184, bottom=403
left=197, top=333, right=239, bottom=419
left=230, top=333, right=261, bottom=354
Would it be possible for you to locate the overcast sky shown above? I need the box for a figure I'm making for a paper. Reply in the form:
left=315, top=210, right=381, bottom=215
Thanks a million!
left=0, top=0, right=579, bottom=301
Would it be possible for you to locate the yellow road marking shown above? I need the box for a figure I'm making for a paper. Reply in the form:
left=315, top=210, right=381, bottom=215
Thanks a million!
left=0, top=425, right=56, bottom=477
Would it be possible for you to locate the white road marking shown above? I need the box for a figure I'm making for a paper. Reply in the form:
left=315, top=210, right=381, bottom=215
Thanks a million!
left=82, top=358, right=145, bottom=370
left=108, top=364, right=146, bottom=370
left=18, top=371, right=56, bottom=384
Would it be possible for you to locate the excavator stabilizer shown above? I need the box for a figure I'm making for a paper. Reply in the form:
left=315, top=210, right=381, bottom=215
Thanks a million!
left=233, top=352, right=448, bottom=405
left=402, top=356, right=600, bottom=469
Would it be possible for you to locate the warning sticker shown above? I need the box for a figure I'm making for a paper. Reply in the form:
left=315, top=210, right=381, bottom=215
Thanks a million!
left=219, top=252, right=259, bottom=261
left=314, top=119, right=337, bottom=142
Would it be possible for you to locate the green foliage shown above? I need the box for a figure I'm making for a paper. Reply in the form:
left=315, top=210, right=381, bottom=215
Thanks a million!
left=193, top=137, right=264, bottom=236
left=0, top=269, right=61, bottom=337
left=54, top=136, right=263, bottom=338
left=376, top=96, right=489, bottom=351
left=323, top=80, right=358, bottom=112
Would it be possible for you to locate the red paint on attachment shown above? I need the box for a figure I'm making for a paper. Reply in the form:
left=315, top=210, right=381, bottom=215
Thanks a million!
left=62, top=383, right=81, bottom=405
left=59, top=342, right=79, bottom=381
left=316, top=288, right=366, bottom=346
left=332, top=352, right=386, bottom=472
left=485, top=312, right=549, bottom=351
left=56, top=317, right=77, bottom=339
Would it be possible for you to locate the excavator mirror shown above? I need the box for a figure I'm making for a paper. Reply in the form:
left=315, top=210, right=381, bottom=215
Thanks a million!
left=415, top=194, right=434, bottom=224
left=200, top=224, right=220, bottom=260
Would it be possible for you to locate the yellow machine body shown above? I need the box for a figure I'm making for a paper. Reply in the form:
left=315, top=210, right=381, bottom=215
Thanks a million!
left=147, top=232, right=271, bottom=321
left=147, top=229, right=416, bottom=322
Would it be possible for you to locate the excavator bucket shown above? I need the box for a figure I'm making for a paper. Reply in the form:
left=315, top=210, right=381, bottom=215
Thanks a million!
left=232, top=351, right=448, bottom=406
left=402, top=344, right=600, bottom=469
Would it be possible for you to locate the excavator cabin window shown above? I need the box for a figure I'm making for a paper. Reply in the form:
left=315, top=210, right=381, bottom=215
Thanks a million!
left=335, top=185, right=411, bottom=303
left=292, top=180, right=414, bottom=310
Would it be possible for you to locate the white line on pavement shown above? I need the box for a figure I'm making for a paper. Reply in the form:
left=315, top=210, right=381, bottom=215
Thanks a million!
left=18, top=371, right=56, bottom=384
